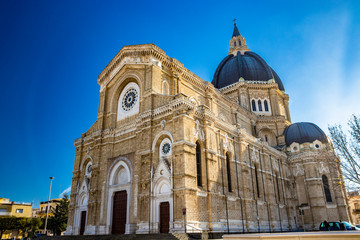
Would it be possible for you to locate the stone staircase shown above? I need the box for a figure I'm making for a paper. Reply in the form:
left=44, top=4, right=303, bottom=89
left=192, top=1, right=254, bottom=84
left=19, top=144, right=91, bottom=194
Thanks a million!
left=38, top=233, right=203, bottom=240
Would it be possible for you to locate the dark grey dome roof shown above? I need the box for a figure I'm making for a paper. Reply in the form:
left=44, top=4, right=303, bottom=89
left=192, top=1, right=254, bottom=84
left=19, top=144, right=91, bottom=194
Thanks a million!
left=211, top=51, right=285, bottom=91
left=284, top=122, right=328, bottom=146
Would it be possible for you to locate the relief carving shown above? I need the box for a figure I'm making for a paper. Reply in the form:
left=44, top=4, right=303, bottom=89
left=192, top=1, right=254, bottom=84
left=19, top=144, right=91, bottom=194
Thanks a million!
left=293, top=163, right=305, bottom=176
left=317, top=162, right=330, bottom=174
left=194, top=120, right=205, bottom=142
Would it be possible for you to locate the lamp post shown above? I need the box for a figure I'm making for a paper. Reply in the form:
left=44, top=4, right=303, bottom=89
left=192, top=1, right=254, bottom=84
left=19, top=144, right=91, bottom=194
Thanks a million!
left=44, top=177, right=54, bottom=235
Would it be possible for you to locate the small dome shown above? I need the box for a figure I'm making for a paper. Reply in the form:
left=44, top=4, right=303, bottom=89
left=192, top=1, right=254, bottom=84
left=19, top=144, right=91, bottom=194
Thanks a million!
left=212, top=51, right=285, bottom=91
left=283, top=122, right=328, bottom=146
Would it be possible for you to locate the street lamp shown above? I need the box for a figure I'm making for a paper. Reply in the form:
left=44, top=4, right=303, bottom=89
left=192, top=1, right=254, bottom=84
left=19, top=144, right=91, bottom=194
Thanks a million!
left=44, top=177, right=54, bottom=235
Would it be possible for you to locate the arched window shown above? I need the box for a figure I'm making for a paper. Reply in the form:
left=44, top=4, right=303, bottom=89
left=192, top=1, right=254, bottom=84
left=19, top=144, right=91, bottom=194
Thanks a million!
left=117, top=82, right=140, bottom=121
left=252, top=100, right=256, bottom=111
left=258, top=100, right=262, bottom=111
left=264, top=100, right=269, bottom=112
left=239, top=41, right=241, bottom=46
left=226, top=153, right=232, bottom=192
left=322, top=175, right=332, bottom=202
left=196, top=142, right=202, bottom=187
left=234, top=41, right=237, bottom=46
left=255, top=165, right=260, bottom=198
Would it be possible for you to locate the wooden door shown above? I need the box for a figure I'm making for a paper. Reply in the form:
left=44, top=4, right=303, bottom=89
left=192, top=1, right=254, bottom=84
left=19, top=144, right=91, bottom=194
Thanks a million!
left=79, top=211, right=86, bottom=235
left=112, top=190, right=127, bottom=234
left=160, top=202, right=170, bottom=233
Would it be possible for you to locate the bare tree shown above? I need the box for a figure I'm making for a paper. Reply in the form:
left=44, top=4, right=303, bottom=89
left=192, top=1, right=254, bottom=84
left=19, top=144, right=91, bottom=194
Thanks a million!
left=328, top=115, right=360, bottom=190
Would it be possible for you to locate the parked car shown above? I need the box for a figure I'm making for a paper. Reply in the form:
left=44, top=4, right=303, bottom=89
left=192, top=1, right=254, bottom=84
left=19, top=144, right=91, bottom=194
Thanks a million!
left=319, top=221, right=360, bottom=231
left=356, top=224, right=360, bottom=228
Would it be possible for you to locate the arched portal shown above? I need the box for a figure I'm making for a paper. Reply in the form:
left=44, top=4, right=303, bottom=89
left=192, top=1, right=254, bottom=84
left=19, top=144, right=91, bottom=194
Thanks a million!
left=151, top=178, right=173, bottom=233
left=106, top=159, right=133, bottom=234
left=73, top=181, right=89, bottom=235
left=73, top=158, right=92, bottom=235
left=149, top=136, right=174, bottom=233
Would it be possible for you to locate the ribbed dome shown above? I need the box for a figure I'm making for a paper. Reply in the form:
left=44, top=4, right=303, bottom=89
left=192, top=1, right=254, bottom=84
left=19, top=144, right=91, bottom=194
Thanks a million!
left=283, top=122, right=328, bottom=146
left=212, top=51, right=285, bottom=90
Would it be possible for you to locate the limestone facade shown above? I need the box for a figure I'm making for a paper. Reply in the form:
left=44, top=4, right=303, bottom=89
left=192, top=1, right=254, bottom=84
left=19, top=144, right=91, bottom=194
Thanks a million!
left=65, top=33, right=349, bottom=235
left=348, top=192, right=360, bottom=225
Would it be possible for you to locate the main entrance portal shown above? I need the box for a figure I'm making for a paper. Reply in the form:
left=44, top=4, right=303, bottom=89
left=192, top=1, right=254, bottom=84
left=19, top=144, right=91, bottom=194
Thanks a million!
left=112, top=190, right=127, bottom=234
left=79, top=211, right=86, bottom=235
left=160, top=201, right=170, bottom=233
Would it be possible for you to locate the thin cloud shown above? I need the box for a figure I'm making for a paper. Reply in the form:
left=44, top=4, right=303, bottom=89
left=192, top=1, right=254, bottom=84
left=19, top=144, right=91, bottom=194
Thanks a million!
left=288, top=9, right=360, bottom=133
left=59, top=186, right=71, bottom=198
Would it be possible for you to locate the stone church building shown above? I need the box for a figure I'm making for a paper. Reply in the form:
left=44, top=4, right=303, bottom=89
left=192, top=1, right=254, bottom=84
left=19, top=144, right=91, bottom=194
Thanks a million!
left=65, top=24, right=350, bottom=235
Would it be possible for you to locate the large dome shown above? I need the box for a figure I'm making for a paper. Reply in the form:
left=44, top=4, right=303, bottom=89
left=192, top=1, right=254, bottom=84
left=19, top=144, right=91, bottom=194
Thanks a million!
left=283, top=122, right=328, bottom=146
left=212, top=51, right=285, bottom=91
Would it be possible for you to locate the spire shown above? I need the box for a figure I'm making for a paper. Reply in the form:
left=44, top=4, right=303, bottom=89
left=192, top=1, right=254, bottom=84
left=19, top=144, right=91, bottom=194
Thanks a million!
left=229, top=20, right=249, bottom=55
left=232, top=21, right=241, bottom=37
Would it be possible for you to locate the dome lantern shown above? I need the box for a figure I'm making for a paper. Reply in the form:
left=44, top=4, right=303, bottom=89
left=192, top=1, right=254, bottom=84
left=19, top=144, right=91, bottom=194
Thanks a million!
left=229, top=21, right=249, bottom=56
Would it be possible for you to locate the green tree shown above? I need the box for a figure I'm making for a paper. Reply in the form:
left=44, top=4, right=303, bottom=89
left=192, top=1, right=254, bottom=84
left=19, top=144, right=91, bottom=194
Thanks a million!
left=17, top=218, right=30, bottom=238
left=47, top=194, right=69, bottom=235
left=329, top=114, right=360, bottom=190
left=26, top=218, right=42, bottom=238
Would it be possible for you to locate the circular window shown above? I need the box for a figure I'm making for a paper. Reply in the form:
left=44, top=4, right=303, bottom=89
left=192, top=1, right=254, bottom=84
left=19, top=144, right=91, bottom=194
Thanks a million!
left=293, top=147, right=298, bottom=151
left=162, top=143, right=171, bottom=155
left=315, top=144, right=320, bottom=149
left=87, top=164, right=92, bottom=174
left=122, top=88, right=138, bottom=111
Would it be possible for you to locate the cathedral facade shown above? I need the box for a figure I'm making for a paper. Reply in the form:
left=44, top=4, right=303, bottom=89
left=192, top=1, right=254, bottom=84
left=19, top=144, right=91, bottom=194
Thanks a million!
left=65, top=24, right=350, bottom=235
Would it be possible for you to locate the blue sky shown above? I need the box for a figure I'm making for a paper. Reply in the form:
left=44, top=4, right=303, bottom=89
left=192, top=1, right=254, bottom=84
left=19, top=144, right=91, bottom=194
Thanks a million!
left=0, top=0, right=359, bottom=208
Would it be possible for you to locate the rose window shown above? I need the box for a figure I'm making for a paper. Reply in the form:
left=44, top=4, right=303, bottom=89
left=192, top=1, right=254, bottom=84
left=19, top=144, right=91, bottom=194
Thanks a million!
left=162, top=143, right=171, bottom=155
left=122, top=88, right=138, bottom=111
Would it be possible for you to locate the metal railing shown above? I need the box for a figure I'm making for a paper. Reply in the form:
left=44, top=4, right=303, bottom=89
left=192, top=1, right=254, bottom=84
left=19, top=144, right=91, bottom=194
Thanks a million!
left=185, top=223, right=203, bottom=233
left=185, top=224, right=209, bottom=240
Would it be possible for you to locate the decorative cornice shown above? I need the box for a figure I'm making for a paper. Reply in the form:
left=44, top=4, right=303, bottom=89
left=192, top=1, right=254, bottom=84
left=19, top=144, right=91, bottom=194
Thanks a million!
left=97, top=44, right=208, bottom=92
left=98, top=44, right=168, bottom=82
left=219, top=78, right=280, bottom=92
